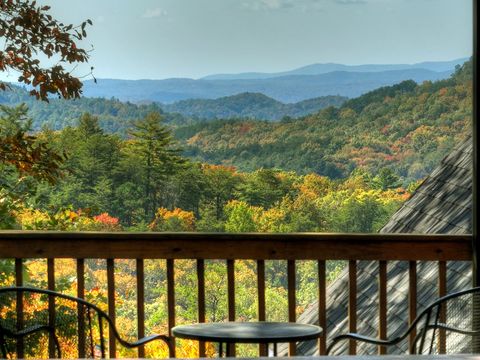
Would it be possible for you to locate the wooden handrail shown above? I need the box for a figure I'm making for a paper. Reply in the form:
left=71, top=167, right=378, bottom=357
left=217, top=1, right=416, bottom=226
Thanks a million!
left=0, top=232, right=472, bottom=261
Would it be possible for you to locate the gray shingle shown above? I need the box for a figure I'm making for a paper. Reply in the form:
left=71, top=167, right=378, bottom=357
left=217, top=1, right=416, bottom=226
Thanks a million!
left=286, top=136, right=473, bottom=356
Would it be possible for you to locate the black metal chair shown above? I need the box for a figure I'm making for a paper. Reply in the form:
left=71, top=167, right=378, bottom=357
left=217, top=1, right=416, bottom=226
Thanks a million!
left=327, top=287, right=480, bottom=355
left=0, top=286, right=172, bottom=359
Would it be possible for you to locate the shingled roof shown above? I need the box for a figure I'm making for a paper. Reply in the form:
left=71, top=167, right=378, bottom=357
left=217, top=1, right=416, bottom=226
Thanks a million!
left=382, top=137, right=472, bottom=234
left=280, top=136, right=473, bottom=356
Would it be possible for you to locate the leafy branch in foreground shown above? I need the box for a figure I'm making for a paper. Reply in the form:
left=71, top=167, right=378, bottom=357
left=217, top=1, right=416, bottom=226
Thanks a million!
left=0, top=104, right=65, bottom=183
left=0, top=0, right=93, bottom=100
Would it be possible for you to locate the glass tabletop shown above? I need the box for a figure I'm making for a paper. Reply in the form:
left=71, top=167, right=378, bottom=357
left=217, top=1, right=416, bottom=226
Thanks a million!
left=172, top=321, right=323, bottom=343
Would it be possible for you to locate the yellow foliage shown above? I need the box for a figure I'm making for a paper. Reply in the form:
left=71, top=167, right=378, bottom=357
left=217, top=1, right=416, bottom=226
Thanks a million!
left=255, top=207, right=288, bottom=233
left=150, top=207, right=196, bottom=231
left=297, top=173, right=333, bottom=199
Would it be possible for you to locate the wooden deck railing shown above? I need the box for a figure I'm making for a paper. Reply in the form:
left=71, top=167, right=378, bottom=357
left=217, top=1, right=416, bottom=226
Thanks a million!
left=0, top=231, right=473, bottom=357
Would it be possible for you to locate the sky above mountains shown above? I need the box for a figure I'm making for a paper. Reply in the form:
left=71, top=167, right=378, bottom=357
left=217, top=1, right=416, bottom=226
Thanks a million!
left=1, top=0, right=473, bottom=81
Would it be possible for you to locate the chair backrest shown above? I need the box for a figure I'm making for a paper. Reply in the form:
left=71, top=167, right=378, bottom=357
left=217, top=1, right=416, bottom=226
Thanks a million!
left=0, top=287, right=120, bottom=359
left=325, top=287, right=480, bottom=355
left=412, top=287, right=480, bottom=354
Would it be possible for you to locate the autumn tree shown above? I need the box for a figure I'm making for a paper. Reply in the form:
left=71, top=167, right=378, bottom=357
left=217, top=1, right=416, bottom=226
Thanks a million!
left=1, top=1, right=95, bottom=227
left=0, top=104, right=65, bottom=228
left=1, top=0, right=93, bottom=100
left=0, top=104, right=64, bottom=183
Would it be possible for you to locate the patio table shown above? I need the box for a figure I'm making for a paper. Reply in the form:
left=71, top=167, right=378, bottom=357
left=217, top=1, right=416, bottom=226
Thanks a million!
left=172, top=321, right=323, bottom=357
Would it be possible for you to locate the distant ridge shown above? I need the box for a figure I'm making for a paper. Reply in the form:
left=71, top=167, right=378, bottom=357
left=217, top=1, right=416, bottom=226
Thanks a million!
left=82, top=67, right=458, bottom=103
left=201, top=57, right=468, bottom=80
left=162, top=92, right=347, bottom=121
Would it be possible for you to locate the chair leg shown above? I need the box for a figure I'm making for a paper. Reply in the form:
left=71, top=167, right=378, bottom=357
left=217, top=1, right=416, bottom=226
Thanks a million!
left=0, top=334, right=8, bottom=359
left=49, top=329, right=61, bottom=358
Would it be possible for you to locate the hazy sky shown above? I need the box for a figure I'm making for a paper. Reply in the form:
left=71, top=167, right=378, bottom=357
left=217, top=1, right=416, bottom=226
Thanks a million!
left=4, top=0, right=475, bottom=80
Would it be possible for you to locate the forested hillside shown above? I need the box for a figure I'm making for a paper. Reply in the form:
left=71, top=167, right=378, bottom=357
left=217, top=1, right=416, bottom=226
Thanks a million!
left=0, top=86, right=191, bottom=135
left=177, top=61, right=472, bottom=181
left=0, top=87, right=345, bottom=130
left=162, top=93, right=347, bottom=121
left=1, top=107, right=409, bottom=234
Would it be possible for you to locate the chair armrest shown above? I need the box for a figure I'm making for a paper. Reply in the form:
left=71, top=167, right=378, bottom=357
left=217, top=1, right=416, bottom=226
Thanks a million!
left=128, top=334, right=171, bottom=347
left=433, top=323, right=480, bottom=336
left=116, top=333, right=173, bottom=355
left=4, top=324, right=53, bottom=339
left=326, top=332, right=400, bottom=355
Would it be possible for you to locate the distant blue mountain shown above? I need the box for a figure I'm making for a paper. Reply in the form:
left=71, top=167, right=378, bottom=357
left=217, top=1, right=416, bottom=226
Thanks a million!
left=82, top=67, right=456, bottom=103
left=201, top=57, right=469, bottom=80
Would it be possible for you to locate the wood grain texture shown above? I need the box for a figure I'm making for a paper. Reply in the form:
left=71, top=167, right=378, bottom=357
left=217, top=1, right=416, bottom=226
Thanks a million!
left=318, top=260, right=327, bottom=355
left=378, top=260, right=387, bottom=355
left=77, top=259, right=86, bottom=358
left=409, top=261, right=417, bottom=351
left=227, top=259, right=236, bottom=357
left=288, top=260, right=296, bottom=356
left=166, top=259, right=176, bottom=358
left=47, top=258, right=56, bottom=358
left=257, top=260, right=267, bottom=356
left=197, top=259, right=206, bottom=358
left=136, top=259, right=145, bottom=358
left=349, top=260, right=357, bottom=355
left=107, top=259, right=116, bottom=358
left=15, top=258, right=24, bottom=358
left=438, top=261, right=447, bottom=354
left=0, top=232, right=471, bottom=261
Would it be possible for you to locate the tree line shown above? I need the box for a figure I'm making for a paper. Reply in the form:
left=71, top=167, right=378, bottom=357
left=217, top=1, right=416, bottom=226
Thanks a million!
left=1, top=105, right=411, bottom=233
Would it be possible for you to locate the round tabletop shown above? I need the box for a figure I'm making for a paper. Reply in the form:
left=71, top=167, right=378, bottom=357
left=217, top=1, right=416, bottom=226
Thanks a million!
left=172, top=321, right=322, bottom=344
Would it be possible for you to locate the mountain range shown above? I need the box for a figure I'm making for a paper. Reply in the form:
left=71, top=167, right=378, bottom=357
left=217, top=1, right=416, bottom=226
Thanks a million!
left=81, top=58, right=468, bottom=104
left=201, top=58, right=468, bottom=80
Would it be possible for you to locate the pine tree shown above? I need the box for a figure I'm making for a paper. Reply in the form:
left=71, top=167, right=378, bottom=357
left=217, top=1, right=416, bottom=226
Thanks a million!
left=129, top=112, right=184, bottom=220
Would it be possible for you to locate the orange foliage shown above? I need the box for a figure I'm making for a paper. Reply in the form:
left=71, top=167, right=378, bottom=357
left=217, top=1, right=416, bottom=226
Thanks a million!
left=238, top=123, right=253, bottom=134
left=149, top=207, right=196, bottom=231
left=201, top=163, right=237, bottom=174
left=93, top=213, right=122, bottom=231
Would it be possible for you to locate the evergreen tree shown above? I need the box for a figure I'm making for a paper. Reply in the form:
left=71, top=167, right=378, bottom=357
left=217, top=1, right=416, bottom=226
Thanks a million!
left=129, top=112, right=184, bottom=220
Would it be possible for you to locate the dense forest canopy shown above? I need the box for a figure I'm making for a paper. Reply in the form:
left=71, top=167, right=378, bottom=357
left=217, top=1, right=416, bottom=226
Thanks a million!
left=0, top=60, right=472, bottom=232
left=177, top=60, right=472, bottom=181
left=161, top=93, right=347, bottom=121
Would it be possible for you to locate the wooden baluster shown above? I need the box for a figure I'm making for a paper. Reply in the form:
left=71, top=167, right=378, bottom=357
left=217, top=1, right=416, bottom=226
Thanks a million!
left=47, top=259, right=56, bottom=358
left=227, top=259, right=236, bottom=356
left=167, top=259, right=176, bottom=357
left=287, top=260, right=296, bottom=356
left=15, top=258, right=24, bottom=359
left=77, top=259, right=86, bottom=358
left=197, top=259, right=206, bottom=357
left=318, top=260, right=327, bottom=355
left=438, top=261, right=447, bottom=354
left=257, top=260, right=267, bottom=356
left=137, top=259, right=146, bottom=358
left=107, top=259, right=116, bottom=358
left=378, top=260, right=387, bottom=355
left=409, top=261, right=417, bottom=352
left=348, top=260, right=357, bottom=355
